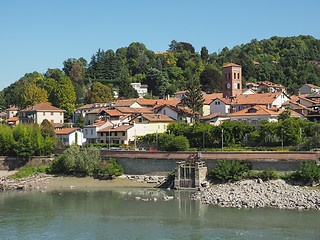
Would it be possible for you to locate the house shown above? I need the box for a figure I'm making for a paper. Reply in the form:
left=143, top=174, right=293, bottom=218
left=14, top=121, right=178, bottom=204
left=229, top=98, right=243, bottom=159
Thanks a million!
left=209, top=98, right=232, bottom=114
left=227, top=105, right=302, bottom=125
left=19, top=103, right=65, bottom=125
left=242, top=88, right=256, bottom=95
left=257, top=81, right=286, bottom=93
left=200, top=113, right=230, bottom=125
left=299, top=84, right=320, bottom=95
left=154, top=104, right=197, bottom=124
left=112, top=99, right=142, bottom=108
left=99, top=109, right=125, bottom=123
left=130, top=113, right=174, bottom=137
left=6, top=117, right=19, bottom=126
left=246, top=83, right=259, bottom=91
left=97, top=124, right=134, bottom=145
left=73, top=103, right=109, bottom=125
left=55, top=128, right=85, bottom=146
left=230, top=92, right=289, bottom=113
left=85, top=108, right=104, bottom=125
left=131, top=83, right=148, bottom=98
left=83, top=120, right=112, bottom=144
left=5, top=106, right=19, bottom=119
left=299, top=93, right=320, bottom=108
left=202, top=93, right=223, bottom=116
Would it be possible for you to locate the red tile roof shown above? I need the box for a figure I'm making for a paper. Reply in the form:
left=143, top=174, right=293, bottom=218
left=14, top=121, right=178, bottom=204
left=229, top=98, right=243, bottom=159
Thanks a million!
left=231, top=92, right=283, bottom=106
left=6, top=106, right=18, bottom=111
left=103, top=109, right=124, bottom=116
left=139, top=114, right=174, bottom=122
left=20, top=103, right=64, bottom=112
left=55, top=128, right=80, bottom=135
left=228, top=105, right=301, bottom=117
left=76, top=104, right=94, bottom=110
left=6, top=117, right=19, bottom=122
left=257, top=81, right=285, bottom=88
left=203, top=93, right=223, bottom=104
left=98, top=125, right=133, bottom=133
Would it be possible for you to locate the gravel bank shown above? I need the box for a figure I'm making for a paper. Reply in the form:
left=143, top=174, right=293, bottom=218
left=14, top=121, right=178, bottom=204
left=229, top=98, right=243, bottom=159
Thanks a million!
left=0, top=174, right=53, bottom=191
left=191, top=179, right=320, bottom=210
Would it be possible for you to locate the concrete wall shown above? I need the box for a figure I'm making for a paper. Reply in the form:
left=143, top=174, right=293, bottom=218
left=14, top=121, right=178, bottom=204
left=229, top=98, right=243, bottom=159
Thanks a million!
left=0, top=156, right=52, bottom=170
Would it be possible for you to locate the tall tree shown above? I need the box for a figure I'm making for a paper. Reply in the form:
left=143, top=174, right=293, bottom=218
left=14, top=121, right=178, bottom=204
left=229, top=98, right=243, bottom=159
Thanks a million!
left=118, top=68, right=139, bottom=99
left=145, top=68, right=168, bottom=97
left=183, top=70, right=204, bottom=122
left=201, top=46, right=209, bottom=63
left=85, top=82, right=113, bottom=103
left=20, top=83, right=48, bottom=108
left=200, top=67, right=222, bottom=93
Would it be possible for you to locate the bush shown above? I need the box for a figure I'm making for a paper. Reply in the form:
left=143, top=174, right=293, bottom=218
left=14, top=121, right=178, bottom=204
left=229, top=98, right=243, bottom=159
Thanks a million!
left=294, top=161, right=320, bottom=182
left=49, top=145, right=101, bottom=175
left=96, top=158, right=124, bottom=176
left=208, top=160, right=250, bottom=182
left=9, top=166, right=49, bottom=179
left=258, top=168, right=280, bottom=180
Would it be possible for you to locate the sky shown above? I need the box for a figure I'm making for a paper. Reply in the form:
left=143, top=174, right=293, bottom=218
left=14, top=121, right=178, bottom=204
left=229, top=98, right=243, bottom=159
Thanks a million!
left=1, top=0, right=319, bottom=91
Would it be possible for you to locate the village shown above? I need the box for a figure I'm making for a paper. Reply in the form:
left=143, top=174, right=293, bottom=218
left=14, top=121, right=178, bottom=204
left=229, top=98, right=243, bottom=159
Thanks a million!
left=2, top=63, right=320, bottom=148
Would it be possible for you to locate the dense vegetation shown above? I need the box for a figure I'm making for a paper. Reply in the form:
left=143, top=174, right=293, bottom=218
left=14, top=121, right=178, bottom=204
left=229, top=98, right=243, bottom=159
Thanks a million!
left=207, top=160, right=320, bottom=183
left=1, top=36, right=320, bottom=119
left=0, top=123, right=54, bottom=157
left=140, top=117, right=319, bottom=151
left=49, top=145, right=123, bottom=177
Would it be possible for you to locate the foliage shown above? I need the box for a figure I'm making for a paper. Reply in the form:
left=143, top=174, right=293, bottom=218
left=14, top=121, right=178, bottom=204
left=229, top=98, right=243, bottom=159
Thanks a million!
left=85, top=81, right=113, bottom=103
left=20, top=83, right=48, bottom=108
left=208, top=160, right=250, bottom=182
left=8, top=166, right=48, bottom=179
left=294, top=161, right=320, bottom=182
left=97, top=158, right=124, bottom=176
left=139, top=133, right=189, bottom=151
left=49, top=145, right=101, bottom=175
left=118, top=68, right=139, bottom=99
left=258, top=168, right=280, bottom=180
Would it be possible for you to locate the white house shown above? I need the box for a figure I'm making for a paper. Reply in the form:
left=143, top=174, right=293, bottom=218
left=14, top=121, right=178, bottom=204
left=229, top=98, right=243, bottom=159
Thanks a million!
left=55, top=128, right=86, bottom=146
left=83, top=120, right=112, bottom=144
left=131, top=83, right=148, bottom=98
left=210, top=98, right=231, bottom=114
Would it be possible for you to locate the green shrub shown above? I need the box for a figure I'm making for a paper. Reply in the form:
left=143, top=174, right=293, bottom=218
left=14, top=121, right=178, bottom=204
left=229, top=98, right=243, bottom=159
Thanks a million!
left=9, top=166, right=49, bottom=179
left=294, top=161, right=320, bottom=182
left=96, top=158, right=124, bottom=176
left=208, top=160, right=250, bottom=182
left=259, top=168, right=280, bottom=180
left=49, top=145, right=102, bottom=175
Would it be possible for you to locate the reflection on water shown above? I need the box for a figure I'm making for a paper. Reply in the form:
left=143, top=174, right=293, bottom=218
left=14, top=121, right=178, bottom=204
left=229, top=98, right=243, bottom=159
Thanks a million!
left=0, top=188, right=320, bottom=240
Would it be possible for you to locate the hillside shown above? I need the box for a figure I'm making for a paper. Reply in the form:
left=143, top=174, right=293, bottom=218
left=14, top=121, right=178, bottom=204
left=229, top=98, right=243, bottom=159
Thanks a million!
left=1, top=35, right=320, bottom=113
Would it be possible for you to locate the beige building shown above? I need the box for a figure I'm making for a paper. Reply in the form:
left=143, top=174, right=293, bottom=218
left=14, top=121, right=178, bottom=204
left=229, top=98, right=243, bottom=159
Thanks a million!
left=19, top=103, right=65, bottom=125
left=97, top=125, right=134, bottom=145
left=5, top=106, right=19, bottom=119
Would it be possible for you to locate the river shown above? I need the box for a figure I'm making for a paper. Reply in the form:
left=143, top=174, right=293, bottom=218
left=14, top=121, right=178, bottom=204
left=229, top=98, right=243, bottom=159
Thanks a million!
left=0, top=188, right=319, bottom=239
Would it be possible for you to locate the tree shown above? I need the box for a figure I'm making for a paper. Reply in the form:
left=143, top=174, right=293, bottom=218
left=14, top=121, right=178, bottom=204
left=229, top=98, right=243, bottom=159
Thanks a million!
left=201, top=46, right=209, bottom=63
left=200, top=67, right=222, bottom=93
left=145, top=68, right=168, bottom=97
left=20, top=83, right=48, bottom=108
left=85, top=82, right=113, bottom=103
left=183, top=70, right=204, bottom=121
left=118, top=68, right=139, bottom=99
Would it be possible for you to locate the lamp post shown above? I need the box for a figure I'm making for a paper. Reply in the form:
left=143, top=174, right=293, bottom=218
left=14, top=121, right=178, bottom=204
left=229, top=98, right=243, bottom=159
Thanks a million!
left=221, top=128, right=224, bottom=152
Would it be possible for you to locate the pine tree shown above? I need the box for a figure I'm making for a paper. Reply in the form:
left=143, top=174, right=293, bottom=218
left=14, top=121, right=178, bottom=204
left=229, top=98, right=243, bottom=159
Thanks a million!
left=183, top=70, right=204, bottom=122
left=118, top=68, right=138, bottom=99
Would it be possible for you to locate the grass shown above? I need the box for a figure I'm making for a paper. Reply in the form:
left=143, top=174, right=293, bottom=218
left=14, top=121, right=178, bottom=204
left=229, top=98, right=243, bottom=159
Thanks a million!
left=9, top=166, right=49, bottom=179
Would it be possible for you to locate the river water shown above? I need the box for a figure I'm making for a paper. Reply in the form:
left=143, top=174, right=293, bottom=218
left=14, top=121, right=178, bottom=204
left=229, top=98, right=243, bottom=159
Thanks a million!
left=0, top=188, right=319, bottom=240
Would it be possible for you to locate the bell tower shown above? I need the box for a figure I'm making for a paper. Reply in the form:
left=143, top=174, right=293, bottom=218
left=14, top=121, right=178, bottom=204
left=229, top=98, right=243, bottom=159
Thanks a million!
left=222, top=63, right=242, bottom=98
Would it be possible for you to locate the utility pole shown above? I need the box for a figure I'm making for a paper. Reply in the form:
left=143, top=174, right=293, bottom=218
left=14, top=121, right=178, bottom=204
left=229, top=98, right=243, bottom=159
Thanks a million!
left=281, top=129, right=283, bottom=148
left=221, top=128, right=224, bottom=152
left=156, top=131, right=158, bottom=150
left=108, top=130, right=111, bottom=150
left=299, top=127, right=302, bottom=150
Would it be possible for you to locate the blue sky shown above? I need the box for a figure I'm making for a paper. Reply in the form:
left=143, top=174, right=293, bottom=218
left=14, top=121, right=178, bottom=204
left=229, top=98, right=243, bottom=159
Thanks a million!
left=1, top=0, right=319, bottom=91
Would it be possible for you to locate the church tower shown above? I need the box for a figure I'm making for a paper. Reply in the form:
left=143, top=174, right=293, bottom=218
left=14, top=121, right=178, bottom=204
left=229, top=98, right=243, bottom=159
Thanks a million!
left=222, top=63, right=242, bottom=98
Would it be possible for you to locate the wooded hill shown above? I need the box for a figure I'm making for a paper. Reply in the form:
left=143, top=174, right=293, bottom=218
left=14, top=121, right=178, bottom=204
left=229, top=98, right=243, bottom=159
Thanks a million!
left=1, top=35, right=320, bottom=118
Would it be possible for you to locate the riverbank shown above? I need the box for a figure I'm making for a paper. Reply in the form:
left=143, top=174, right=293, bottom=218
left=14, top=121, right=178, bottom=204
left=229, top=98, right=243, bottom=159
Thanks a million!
left=0, top=171, right=159, bottom=191
left=192, top=179, right=320, bottom=210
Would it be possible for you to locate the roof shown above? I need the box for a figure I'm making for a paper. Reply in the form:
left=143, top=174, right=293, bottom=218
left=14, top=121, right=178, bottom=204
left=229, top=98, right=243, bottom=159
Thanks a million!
left=52, top=123, right=64, bottom=128
left=140, top=84, right=148, bottom=88
left=6, top=106, right=18, bottom=111
left=228, top=105, right=301, bottom=118
left=223, top=63, right=241, bottom=68
left=305, top=93, right=320, bottom=98
left=20, top=103, right=64, bottom=112
left=87, top=108, right=104, bottom=114
left=115, top=107, right=153, bottom=114
left=155, top=104, right=198, bottom=115
left=102, top=109, right=124, bottom=117
left=55, top=128, right=80, bottom=135
left=87, top=120, right=109, bottom=127
left=304, top=84, right=320, bottom=89
left=201, top=113, right=223, bottom=121
left=257, top=81, right=285, bottom=88
left=6, top=117, right=19, bottom=122
left=231, top=92, right=283, bottom=106
left=98, top=125, right=133, bottom=133
left=212, top=97, right=232, bottom=105
left=76, top=104, right=94, bottom=110
left=203, top=93, right=223, bottom=104
left=113, top=100, right=140, bottom=107
left=138, top=114, right=174, bottom=122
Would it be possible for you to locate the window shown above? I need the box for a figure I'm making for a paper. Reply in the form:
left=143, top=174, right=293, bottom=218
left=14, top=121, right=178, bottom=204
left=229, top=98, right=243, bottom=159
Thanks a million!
left=51, top=120, right=54, bottom=123
left=51, top=112, right=54, bottom=116
left=91, top=129, right=93, bottom=135
left=101, top=132, right=104, bottom=137
left=115, top=132, right=117, bottom=136
left=85, top=129, right=87, bottom=135
left=43, top=112, right=45, bottom=116
left=60, top=112, right=62, bottom=116
left=229, top=73, right=231, bottom=79
left=60, top=120, right=62, bottom=123
left=234, top=73, right=236, bottom=79
left=122, top=132, right=125, bottom=136
left=238, top=73, right=240, bottom=79
left=238, top=83, right=240, bottom=89
left=163, top=110, right=166, bottom=115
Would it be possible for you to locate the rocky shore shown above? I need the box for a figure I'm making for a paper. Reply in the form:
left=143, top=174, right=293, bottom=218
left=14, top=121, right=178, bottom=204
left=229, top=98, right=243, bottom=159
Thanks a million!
left=191, top=179, right=320, bottom=210
left=0, top=174, right=53, bottom=191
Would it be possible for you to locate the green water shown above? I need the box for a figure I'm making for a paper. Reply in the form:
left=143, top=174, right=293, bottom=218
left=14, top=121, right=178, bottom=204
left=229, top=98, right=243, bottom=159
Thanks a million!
left=0, top=188, right=319, bottom=240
